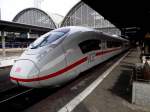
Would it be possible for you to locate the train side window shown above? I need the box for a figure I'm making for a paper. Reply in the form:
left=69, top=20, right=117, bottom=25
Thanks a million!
left=113, top=41, right=121, bottom=47
left=107, top=41, right=113, bottom=48
left=79, top=39, right=101, bottom=54
left=107, top=41, right=121, bottom=48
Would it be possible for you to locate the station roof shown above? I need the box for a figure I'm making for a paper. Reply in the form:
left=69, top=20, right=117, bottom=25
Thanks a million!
left=0, top=20, right=52, bottom=34
left=13, top=8, right=57, bottom=29
left=82, top=0, right=150, bottom=39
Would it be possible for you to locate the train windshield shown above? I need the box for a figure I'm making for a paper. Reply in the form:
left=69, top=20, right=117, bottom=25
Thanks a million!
left=30, top=29, right=69, bottom=49
left=39, top=32, right=64, bottom=47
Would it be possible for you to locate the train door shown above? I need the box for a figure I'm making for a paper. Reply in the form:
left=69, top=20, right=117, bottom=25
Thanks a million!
left=102, top=40, right=109, bottom=61
left=95, top=39, right=105, bottom=65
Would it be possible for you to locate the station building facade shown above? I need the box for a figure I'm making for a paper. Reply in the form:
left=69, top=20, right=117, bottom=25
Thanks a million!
left=3, top=8, right=58, bottom=48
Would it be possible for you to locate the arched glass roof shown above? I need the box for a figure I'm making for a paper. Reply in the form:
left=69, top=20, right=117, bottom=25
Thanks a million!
left=61, top=1, right=120, bottom=35
left=13, top=8, right=57, bottom=29
left=61, top=1, right=115, bottom=28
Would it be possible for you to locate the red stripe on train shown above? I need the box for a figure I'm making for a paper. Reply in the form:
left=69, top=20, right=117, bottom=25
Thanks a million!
left=10, top=47, right=121, bottom=82
left=96, top=47, right=121, bottom=56
left=10, top=57, right=87, bottom=82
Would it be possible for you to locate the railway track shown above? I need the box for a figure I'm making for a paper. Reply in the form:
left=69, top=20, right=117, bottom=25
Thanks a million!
left=0, top=86, right=60, bottom=112
left=0, top=51, right=129, bottom=112
left=0, top=86, right=33, bottom=111
left=0, top=87, right=33, bottom=104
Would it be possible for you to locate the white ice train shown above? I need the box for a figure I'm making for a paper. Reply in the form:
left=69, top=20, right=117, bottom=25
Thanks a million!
left=10, top=26, right=129, bottom=88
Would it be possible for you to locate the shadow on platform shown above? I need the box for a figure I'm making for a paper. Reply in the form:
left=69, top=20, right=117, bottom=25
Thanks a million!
left=109, top=68, right=133, bottom=103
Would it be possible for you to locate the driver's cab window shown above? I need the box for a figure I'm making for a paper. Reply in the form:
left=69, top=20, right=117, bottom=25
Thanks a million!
left=29, top=28, right=70, bottom=49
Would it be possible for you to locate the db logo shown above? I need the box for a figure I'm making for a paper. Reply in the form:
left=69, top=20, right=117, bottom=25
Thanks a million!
left=15, top=67, right=21, bottom=73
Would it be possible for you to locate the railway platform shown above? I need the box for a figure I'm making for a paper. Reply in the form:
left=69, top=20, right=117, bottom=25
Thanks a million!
left=0, top=48, right=24, bottom=67
left=0, top=48, right=24, bottom=92
left=22, top=48, right=149, bottom=112
left=71, top=48, right=147, bottom=112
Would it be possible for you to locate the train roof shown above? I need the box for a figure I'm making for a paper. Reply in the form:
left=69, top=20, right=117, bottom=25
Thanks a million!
left=52, top=26, right=128, bottom=42
left=53, top=26, right=95, bottom=32
left=101, top=32, right=128, bottom=42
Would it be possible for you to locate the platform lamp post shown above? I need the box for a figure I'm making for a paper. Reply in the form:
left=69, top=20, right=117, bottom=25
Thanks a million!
left=0, top=31, right=6, bottom=57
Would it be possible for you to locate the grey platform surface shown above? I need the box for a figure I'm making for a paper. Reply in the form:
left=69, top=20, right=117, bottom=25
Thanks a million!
left=73, top=49, right=149, bottom=112
left=22, top=48, right=149, bottom=112
left=0, top=48, right=23, bottom=59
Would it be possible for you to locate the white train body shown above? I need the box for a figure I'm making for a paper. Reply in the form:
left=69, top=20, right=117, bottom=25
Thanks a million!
left=10, top=26, right=129, bottom=88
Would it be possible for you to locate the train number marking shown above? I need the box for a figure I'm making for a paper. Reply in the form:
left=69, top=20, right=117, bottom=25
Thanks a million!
left=88, top=53, right=96, bottom=63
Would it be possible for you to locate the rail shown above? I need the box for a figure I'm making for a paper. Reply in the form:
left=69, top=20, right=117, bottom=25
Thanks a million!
left=0, top=87, right=33, bottom=104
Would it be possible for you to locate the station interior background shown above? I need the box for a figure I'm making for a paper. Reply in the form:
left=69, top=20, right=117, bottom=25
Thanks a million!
left=0, top=1, right=122, bottom=49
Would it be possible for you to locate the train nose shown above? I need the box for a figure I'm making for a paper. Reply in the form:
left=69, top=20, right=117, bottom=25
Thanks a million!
left=10, top=59, right=40, bottom=87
